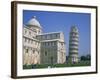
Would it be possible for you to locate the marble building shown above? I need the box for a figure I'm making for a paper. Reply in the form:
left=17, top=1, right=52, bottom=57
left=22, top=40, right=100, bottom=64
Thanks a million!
left=23, top=16, right=66, bottom=65
left=69, top=26, right=79, bottom=63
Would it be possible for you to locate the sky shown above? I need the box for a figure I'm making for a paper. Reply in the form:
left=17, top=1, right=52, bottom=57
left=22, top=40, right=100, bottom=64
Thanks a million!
left=23, top=10, right=91, bottom=57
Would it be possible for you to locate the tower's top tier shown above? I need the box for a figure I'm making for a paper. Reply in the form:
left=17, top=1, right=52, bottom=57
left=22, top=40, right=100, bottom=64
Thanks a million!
left=70, top=25, right=78, bottom=33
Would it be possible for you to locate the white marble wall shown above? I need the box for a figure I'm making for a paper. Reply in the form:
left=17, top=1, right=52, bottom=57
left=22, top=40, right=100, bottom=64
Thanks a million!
left=23, top=18, right=66, bottom=65
left=23, top=26, right=41, bottom=65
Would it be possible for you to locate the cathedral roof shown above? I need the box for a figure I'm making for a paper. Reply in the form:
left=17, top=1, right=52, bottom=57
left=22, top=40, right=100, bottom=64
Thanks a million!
left=26, top=16, right=41, bottom=28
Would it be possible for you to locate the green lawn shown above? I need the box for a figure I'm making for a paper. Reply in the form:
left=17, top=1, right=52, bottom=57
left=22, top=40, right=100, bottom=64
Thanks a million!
left=23, top=61, right=91, bottom=69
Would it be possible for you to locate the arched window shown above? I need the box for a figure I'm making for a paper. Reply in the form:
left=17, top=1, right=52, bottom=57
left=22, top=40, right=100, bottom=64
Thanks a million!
left=29, top=31, right=31, bottom=35
left=33, top=29, right=37, bottom=33
left=24, top=30, right=27, bottom=34
left=38, top=51, right=39, bottom=54
left=33, top=50, right=35, bottom=54
left=24, top=38, right=27, bottom=42
left=26, top=49, right=28, bottom=53
left=38, top=30, right=40, bottom=34
left=45, top=51, right=47, bottom=56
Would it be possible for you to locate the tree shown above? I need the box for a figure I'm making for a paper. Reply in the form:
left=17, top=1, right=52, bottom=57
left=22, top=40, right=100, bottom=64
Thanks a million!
left=81, top=56, right=86, bottom=61
left=80, top=54, right=91, bottom=61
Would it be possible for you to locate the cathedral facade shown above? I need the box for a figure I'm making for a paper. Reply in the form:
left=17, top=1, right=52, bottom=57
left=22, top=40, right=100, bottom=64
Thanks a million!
left=23, top=16, right=66, bottom=65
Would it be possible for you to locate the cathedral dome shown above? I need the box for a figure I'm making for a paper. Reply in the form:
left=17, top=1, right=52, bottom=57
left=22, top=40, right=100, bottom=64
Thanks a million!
left=26, top=16, right=41, bottom=28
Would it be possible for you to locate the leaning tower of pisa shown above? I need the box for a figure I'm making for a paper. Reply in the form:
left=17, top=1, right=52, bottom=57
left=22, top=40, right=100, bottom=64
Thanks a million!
left=69, top=26, right=79, bottom=63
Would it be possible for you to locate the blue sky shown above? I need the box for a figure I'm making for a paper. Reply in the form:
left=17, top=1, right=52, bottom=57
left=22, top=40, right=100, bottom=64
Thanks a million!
left=23, top=10, right=91, bottom=56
